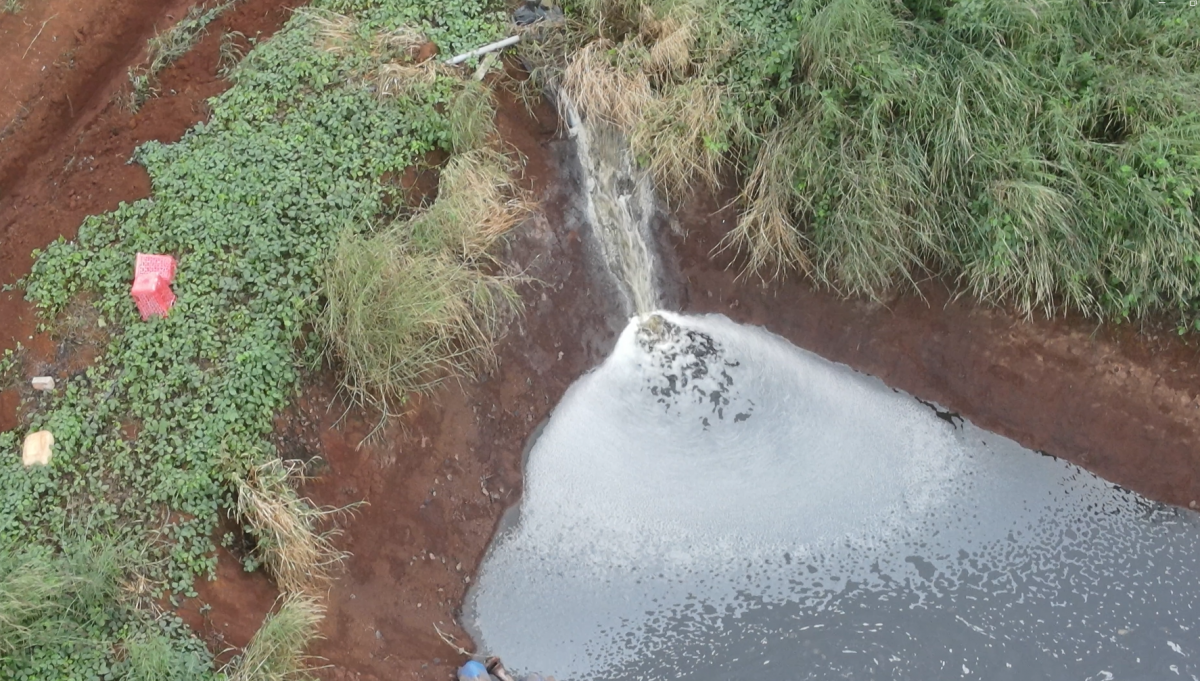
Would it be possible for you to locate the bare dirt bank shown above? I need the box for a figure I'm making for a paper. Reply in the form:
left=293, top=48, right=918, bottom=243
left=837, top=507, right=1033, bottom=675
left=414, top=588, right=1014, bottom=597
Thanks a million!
left=667, top=190, right=1200, bottom=510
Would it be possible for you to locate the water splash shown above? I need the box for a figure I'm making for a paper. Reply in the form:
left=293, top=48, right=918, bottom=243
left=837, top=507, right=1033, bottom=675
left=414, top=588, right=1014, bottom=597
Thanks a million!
left=562, top=96, right=661, bottom=316
left=465, top=312, right=1200, bottom=679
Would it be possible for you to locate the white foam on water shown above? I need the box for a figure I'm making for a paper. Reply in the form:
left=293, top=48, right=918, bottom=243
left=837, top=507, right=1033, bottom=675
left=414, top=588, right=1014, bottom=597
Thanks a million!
left=465, top=313, right=1200, bottom=679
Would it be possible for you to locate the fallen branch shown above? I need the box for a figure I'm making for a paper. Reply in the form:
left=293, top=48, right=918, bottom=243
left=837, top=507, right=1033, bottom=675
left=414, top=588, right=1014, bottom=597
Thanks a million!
left=433, top=622, right=481, bottom=660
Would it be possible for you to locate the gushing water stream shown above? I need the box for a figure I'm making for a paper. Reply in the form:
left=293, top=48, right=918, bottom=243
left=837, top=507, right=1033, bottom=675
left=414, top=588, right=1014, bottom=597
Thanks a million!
left=463, top=111, right=1200, bottom=679
left=562, top=96, right=661, bottom=316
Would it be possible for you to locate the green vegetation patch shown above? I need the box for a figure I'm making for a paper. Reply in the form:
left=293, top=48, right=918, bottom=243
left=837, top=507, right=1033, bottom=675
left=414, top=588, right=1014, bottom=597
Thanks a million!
left=563, top=0, right=1200, bottom=324
left=319, top=146, right=528, bottom=416
left=2, top=0, right=509, bottom=677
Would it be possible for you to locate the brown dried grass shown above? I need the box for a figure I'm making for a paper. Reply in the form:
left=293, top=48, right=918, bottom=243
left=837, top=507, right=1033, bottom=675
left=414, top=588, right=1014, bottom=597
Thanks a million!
left=233, top=460, right=350, bottom=597
left=562, top=40, right=653, bottom=129
left=719, top=127, right=813, bottom=279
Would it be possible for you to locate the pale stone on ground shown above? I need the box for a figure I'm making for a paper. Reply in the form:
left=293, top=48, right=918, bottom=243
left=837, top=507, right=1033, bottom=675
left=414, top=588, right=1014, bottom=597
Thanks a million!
left=22, top=430, right=53, bottom=466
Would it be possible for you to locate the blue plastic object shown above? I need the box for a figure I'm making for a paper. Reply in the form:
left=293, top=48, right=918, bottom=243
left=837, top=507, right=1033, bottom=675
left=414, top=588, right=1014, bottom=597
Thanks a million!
left=458, top=660, right=489, bottom=681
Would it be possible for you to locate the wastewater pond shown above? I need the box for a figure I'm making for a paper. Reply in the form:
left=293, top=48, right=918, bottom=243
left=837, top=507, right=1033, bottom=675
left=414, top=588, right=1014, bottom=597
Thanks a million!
left=465, top=312, right=1200, bottom=680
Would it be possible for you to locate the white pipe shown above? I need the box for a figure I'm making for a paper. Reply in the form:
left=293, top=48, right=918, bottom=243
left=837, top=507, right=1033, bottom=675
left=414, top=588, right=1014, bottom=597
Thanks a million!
left=444, top=34, right=521, bottom=66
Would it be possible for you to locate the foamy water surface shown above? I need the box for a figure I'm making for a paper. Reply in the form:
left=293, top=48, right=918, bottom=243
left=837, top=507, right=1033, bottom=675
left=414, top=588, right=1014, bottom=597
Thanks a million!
left=465, top=313, right=1200, bottom=680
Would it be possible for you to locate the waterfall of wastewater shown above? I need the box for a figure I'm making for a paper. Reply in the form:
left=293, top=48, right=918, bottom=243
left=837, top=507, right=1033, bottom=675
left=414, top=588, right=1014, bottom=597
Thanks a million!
left=561, top=96, right=662, bottom=316
left=462, top=95, right=1200, bottom=680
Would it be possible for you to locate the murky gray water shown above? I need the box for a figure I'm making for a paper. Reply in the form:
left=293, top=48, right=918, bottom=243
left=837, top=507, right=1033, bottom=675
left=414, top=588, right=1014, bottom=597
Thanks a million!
left=465, top=312, right=1200, bottom=680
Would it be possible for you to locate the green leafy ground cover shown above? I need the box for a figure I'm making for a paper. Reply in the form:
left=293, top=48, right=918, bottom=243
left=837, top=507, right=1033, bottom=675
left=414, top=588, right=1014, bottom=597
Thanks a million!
left=1, top=0, right=507, bottom=677
left=563, top=0, right=1200, bottom=324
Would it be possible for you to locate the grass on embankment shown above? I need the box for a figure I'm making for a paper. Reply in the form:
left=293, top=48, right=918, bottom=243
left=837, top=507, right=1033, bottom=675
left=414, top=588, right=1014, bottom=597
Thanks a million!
left=551, top=0, right=1200, bottom=326
left=319, top=145, right=529, bottom=417
left=223, top=594, right=324, bottom=681
left=1, top=0, right=515, bottom=676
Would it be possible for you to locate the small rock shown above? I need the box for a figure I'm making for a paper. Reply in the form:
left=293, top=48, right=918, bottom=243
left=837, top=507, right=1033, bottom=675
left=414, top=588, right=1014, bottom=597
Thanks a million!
left=31, top=376, right=55, bottom=391
left=22, top=431, right=54, bottom=466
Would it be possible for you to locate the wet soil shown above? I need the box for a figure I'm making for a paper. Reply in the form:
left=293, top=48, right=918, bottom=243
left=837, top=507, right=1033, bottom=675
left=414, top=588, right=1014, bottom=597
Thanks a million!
left=293, top=87, right=625, bottom=680
left=3, top=4, right=1200, bottom=679
left=666, top=195, right=1200, bottom=510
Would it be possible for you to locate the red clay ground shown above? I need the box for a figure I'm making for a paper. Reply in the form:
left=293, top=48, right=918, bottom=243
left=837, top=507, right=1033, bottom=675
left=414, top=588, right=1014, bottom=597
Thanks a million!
left=665, top=195, right=1200, bottom=510
left=4, top=5, right=1200, bottom=681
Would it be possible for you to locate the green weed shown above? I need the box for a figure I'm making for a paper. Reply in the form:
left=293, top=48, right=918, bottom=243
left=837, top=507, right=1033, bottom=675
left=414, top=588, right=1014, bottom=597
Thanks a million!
left=2, top=0, right=22, bottom=15
left=0, top=346, right=19, bottom=390
left=124, top=629, right=215, bottom=679
left=218, top=31, right=251, bottom=78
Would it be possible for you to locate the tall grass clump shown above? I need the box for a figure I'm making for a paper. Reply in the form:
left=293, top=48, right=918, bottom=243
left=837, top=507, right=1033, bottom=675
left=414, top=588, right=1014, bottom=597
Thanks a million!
left=224, top=595, right=324, bottom=681
left=1, top=535, right=212, bottom=675
left=564, top=0, right=1200, bottom=323
left=0, top=538, right=124, bottom=657
left=319, top=148, right=529, bottom=416
left=232, top=459, right=351, bottom=596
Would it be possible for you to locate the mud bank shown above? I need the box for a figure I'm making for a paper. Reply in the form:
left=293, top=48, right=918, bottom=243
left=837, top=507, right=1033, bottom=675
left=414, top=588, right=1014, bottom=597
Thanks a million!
left=666, top=193, right=1200, bottom=510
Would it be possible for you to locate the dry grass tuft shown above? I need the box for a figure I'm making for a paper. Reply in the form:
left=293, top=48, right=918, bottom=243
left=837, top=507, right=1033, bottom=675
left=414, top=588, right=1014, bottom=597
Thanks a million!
left=408, top=148, right=534, bottom=256
left=232, top=460, right=350, bottom=597
left=373, top=25, right=425, bottom=55
left=559, top=8, right=732, bottom=201
left=720, top=128, right=812, bottom=279
left=318, top=148, right=530, bottom=418
left=562, top=40, right=653, bottom=129
left=629, top=77, right=728, bottom=200
left=308, top=10, right=359, bottom=54
left=376, top=60, right=441, bottom=98
left=224, top=594, right=324, bottom=681
left=641, top=11, right=693, bottom=76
